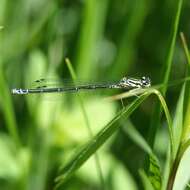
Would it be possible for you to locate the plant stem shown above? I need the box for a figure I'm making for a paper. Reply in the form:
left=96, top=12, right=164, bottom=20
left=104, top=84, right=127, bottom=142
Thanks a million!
left=167, top=157, right=180, bottom=190
left=166, top=141, right=190, bottom=190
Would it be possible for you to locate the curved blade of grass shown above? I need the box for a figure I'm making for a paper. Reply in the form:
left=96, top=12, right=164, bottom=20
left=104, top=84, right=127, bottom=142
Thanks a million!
left=180, top=32, right=190, bottom=143
left=150, top=89, right=174, bottom=159
left=180, top=32, right=190, bottom=66
left=148, top=0, right=184, bottom=148
left=163, top=85, right=185, bottom=190
left=54, top=88, right=173, bottom=189
left=65, top=58, right=105, bottom=189
left=162, top=0, right=184, bottom=94
left=108, top=88, right=174, bottom=158
left=54, top=93, right=149, bottom=189
left=172, top=84, right=185, bottom=158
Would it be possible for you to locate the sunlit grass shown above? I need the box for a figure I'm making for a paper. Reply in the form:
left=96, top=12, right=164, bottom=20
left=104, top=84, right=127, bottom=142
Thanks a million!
left=0, top=0, right=190, bottom=190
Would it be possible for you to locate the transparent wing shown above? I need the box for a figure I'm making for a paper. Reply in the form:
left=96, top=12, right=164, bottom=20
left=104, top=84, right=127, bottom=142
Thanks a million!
left=31, top=78, right=119, bottom=89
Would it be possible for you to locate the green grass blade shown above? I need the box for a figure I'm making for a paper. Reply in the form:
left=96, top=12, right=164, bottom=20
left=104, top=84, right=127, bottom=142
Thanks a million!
left=162, top=0, right=184, bottom=94
left=110, top=88, right=174, bottom=157
left=0, top=67, right=21, bottom=147
left=54, top=94, right=149, bottom=189
left=148, top=154, right=162, bottom=190
left=180, top=32, right=190, bottom=66
left=65, top=58, right=105, bottom=189
left=111, top=0, right=149, bottom=76
left=173, top=146, right=190, bottom=190
left=65, top=58, right=96, bottom=137
left=152, top=90, right=174, bottom=158
left=76, top=0, right=108, bottom=79
left=162, top=148, right=171, bottom=190
left=180, top=32, right=190, bottom=143
left=148, top=0, right=184, bottom=148
left=54, top=88, right=172, bottom=189
left=164, top=85, right=186, bottom=190
left=172, top=85, right=185, bottom=158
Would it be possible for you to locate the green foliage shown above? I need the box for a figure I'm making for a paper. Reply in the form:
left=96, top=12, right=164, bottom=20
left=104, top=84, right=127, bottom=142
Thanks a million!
left=139, top=169, right=154, bottom=190
left=0, top=0, right=190, bottom=190
left=55, top=93, right=149, bottom=188
left=54, top=88, right=174, bottom=189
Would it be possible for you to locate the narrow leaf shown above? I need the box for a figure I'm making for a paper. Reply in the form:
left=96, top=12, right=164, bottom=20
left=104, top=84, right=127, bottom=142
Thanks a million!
left=65, top=58, right=105, bottom=188
left=55, top=94, right=148, bottom=188
left=173, top=146, right=190, bottom=190
left=172, top=85, right=185, bottom=158
left=148, top=154, right=162, bottom=190
left=139, top=169, right=154, bottom=190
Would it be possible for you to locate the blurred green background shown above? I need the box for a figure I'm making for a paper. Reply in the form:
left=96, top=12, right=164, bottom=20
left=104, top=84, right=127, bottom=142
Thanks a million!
left=0, top=0, right=190, bottom=190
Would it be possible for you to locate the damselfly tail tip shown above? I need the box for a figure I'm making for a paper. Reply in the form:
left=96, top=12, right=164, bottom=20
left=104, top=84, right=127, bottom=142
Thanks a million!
left=11, top=88, right=28, bottom=95
left=11, top=88, right=17, bottom=94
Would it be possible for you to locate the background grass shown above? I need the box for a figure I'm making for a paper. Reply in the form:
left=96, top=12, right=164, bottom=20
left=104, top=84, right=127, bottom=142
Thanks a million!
left=0, top=0, right=190, bottom=190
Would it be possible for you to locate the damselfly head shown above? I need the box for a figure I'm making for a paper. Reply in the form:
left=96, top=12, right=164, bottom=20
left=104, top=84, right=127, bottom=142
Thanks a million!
left=119, top=77, right=127, bottom=83
left=141, top=76, right=151, bottom=87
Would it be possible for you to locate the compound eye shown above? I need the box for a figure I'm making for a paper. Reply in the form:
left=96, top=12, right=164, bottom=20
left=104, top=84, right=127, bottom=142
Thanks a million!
left=120, top=77, right=127, bottom=83
left=141, top=77, right=151, bottom=87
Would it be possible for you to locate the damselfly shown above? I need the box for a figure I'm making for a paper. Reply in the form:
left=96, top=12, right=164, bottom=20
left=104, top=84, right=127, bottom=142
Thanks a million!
left=11, top=76, right=151, bottom=95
